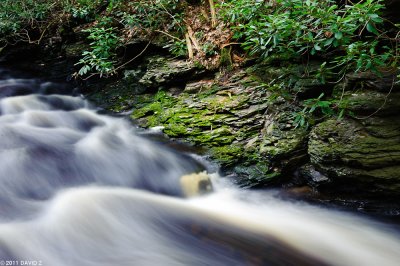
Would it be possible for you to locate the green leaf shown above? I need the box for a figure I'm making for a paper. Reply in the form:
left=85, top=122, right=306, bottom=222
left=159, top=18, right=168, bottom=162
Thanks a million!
left=334, top=31, right=343, bottom=40
left=324, top=38, right=334, bottom=46
left=366, top=22, right=379, bottom=35
left=318, top=101, right=330, bottom=108
left=300, top=117, right=305, bottom=127
left=314, top=44, right=322, bottom=51
left=338, top=109, right=345, bottom=119
left=333, top=39, right=339, bottom=47
left=368, top=14, right=383, bottom=23
left=365, top=60, right=372, bottom=70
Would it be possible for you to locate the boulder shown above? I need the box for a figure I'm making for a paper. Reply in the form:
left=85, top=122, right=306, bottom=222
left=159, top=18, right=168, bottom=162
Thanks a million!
left=308, top=118, right=400, bottom=194
left=180, top=171, right=213, bottom=197
left=339, top=91, right=400, bottom=117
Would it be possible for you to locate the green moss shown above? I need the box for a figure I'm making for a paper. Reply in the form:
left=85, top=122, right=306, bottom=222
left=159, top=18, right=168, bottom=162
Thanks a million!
left=260, top=128, right=308, bottom=159
left=209, top=145, right=243, bottom=165
left=191, top=126, right=235, bottom=145
left=196, top=84, right=222, bottom=99
left=131, top=90, right=177, bottom=120
left=219, top=47, right=233, bottom=69
left=164, top=123, right=189, bottom=137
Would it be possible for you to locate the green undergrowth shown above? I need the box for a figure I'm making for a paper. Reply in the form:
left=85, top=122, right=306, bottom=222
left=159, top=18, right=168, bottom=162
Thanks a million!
left=2, top=0, right=398, bottom=83
left=0, top=0, right=103, bottom=46
left=220, top=0, right=399, bottom=76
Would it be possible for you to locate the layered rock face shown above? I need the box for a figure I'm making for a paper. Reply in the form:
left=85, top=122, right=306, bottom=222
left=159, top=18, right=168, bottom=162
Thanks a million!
left=308, top=118, right=400, bottom=194
left=87, top=56, right=313, bottom=186
left=87, top=53, right=400, bottom=199
left=306, top=69, right=400, bottom=196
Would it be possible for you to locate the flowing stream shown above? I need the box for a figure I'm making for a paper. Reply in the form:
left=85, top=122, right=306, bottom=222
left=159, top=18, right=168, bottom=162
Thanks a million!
left=0, top=67, right=400, bottom=266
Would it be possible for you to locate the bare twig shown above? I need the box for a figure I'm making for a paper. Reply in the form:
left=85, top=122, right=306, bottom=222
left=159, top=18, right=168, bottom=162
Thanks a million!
left=208, top=0, right=217, bottom=27
left=354, top=75, right=396, bottom=119
left=185, top=33, right=193, bottom=59
left=80, top=40, right=152, bottom=81
left=114, top=40, right=152, bottom=72
left=154, top=30, right=181, bottom=41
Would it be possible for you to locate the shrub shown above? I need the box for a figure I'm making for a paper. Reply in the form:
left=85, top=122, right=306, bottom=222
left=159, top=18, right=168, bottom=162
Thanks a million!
left=76, top=18, right=121, bottom=77
left=0, top=0, right=53, bottom=37
left=220, top=0, right=398, bottom=75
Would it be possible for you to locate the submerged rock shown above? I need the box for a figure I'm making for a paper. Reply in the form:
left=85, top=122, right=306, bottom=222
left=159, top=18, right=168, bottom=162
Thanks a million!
left=180, top=171, right=213, bottom=197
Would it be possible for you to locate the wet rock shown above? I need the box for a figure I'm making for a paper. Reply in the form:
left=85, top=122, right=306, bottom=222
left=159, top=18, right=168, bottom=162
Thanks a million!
left=338, top=91, right=400, bottom=117
left=87, top=80, right=152, bottom=112
left=299, top=164, right=331, bottom=186
left=308, top=118, right=400, bottom=195
left=184, top=80, right=213, bottom=94
left=129, top=64, right=316, bottom=187
left=138, top=56, right=202, bottom=87
left=344, top=69, right=400, bottom=93
left=233, top=102, right=268, bottom=118
left=180, top=171, right=213, bottom=197
left=232, top=163, right=278, bottom=187
left=260, top=124, right=308, bottom=160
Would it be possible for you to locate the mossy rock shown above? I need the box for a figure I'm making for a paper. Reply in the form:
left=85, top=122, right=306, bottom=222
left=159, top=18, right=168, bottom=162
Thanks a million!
left=338, top=91, right=400, bottom=117
left=209, top=145, right=243, bottom=166
left=232, top=163, right=280, bottom=188
left=260, top=124, right=308, bottom=160
left=87, top=80, right=152, bottom=112
left=308, top=118, right=400, bottom=194
left=138, top=56, right=202, bottom=87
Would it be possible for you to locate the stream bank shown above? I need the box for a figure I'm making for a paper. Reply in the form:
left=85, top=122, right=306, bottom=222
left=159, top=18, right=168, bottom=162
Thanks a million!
left=2, top=19, right=400, bottom=220
left=81, top=50, right=400, bottom=218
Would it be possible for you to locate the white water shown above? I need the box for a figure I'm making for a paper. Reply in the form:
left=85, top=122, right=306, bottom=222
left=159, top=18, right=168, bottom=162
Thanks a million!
left=0, top=70, right=400, bottom=266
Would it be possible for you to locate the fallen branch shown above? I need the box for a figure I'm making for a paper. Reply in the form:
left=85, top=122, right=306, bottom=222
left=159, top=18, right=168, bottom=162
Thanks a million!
left=155, top=30, right=182, bottom=41
left=187, top=25, right=201, bottom=52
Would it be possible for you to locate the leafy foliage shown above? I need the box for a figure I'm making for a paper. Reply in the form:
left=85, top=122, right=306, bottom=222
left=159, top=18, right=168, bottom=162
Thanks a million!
left=1, top=0, right=398, bottom=82
left=74, top=0, right=188, bottom=76
left=67, top=0, right=101, bottom=22
left=220, top=0, right=397, bottom=75
left=76, top=18, right=121, bottom=77
left=118, top=0, right=186, bottom=56
left=0, top=0, right=102, bottom=45
left=0, top=0, right=53, bottom=37
left=292, top=93, right=344, bottom=128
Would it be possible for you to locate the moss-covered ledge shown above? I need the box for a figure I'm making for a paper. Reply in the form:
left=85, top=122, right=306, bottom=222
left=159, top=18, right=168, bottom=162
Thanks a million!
left=308, top=118, right=400, bottom=195
left=127, top=61, right=310, bottom=186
